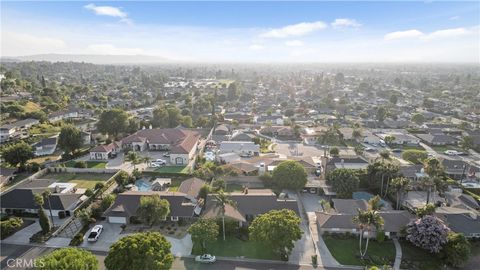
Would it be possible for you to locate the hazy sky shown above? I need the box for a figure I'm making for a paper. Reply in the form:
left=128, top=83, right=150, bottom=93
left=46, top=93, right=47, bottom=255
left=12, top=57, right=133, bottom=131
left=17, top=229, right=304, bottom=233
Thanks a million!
left=1, top=1, right=479, bottom=62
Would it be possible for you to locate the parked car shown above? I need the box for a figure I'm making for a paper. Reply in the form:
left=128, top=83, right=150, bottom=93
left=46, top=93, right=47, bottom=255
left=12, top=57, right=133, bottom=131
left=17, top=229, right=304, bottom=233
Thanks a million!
left=365, top=147, right=376, bottom=152
left=163, top=152, right=170, bottom=157
left=150, top=162, right=162, bottom=168
left=315, top=169, right=321, bottom=177
left=153, top=159, right=167, bottom=165
left=391, top=148, right=402, bottom=153
left=444, top=150, right=462, bottom=156
left=195, top=254, right=216, bottom=263
left=87, top=225, right=103, bottom=242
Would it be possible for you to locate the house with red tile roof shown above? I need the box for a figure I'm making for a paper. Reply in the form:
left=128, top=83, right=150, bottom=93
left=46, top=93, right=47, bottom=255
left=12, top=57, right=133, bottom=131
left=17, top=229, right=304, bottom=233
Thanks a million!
left=121, top=128, right=201, bottom=165
left=90, top=142, right=121, bottom=160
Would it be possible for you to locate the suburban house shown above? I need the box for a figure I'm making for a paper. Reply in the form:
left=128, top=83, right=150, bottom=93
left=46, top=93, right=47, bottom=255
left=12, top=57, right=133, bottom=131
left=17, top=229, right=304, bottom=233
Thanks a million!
left=260, top=126, right=296, bottom=138
left=437, top=211, right=480, bottom=239
left=440, top=159, right=480, bottom=181
left=0, top=179, right=83, bottom=217
left=416, top=133, right=459, bottom=146
left=0, top=124, right=16, bottom=142
left=0, top=118, right=39, bottom=142
left=177, top=177, right=206, bottom=204
left=219, top=141, right=260, bottom=157
left=316, top=209, right=413, bottom=237
left=0, top=167, right=16, bottom=187
left=202, top=189, right=299, bottom=226
left=121, top=128, right=201, bottom=165
left=256, top=115, right=284, bottom=125
left=230, top=131, right=256, bottom=142
left=377, top=131, right=420, bottom=145
left=33, top=136, right=58, bottom=156
left=325, top=156, right=369, bottom=175
left=211, top=124, right=230, bottom=143
left=227, top=161, right=259, bottom=175
left=399, top=164, right=428, bottom=181
left=48, top=109, right=79, bottom=123
left=89, top=142, right=121, bottom=160
left=103, top=191, right=198, bottom=224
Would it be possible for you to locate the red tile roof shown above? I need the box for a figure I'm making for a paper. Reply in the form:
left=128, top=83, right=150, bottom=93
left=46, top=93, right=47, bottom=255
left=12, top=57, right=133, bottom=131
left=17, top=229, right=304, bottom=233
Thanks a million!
left=121, top=128, right=201, bottom=154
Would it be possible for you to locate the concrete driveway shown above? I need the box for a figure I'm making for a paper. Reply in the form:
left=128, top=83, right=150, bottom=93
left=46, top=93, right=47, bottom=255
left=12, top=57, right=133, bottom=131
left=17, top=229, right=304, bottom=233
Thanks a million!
left=165, top=234, right=193, bottom=257
left=80, top=222, right=123, bottom=251
left=2, top=221, right=40, bottom=245
left=275, top=142, right=323, bottom=158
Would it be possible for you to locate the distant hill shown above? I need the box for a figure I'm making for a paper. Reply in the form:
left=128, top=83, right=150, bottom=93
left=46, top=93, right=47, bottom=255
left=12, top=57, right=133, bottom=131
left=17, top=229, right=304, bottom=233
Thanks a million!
left=2, top=54, right=171, bottom=65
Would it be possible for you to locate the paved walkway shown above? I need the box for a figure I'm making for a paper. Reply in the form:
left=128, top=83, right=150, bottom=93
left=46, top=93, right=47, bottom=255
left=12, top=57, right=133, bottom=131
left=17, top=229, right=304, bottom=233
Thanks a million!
left=393, top=237, right=402, bottom=270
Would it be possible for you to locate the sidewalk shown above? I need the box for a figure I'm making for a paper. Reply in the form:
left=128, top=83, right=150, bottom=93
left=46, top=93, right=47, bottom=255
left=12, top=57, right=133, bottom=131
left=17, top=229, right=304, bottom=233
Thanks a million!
left=393, top=237, right=402, bottom=270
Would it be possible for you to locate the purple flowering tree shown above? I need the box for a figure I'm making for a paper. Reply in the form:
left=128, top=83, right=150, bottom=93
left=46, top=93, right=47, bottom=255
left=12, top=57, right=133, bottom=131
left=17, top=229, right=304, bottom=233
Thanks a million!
left=406, top=215, right=450, bottom=253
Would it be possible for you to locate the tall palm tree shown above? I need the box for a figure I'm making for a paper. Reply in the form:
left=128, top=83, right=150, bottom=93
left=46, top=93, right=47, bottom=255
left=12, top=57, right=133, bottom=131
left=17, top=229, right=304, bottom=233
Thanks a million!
left=142, top=156, right=151, bottom=167
left=391, top=177, right=410, bottom=210
left=42, top=190, right=55, bottom=226
left=421, top=176, right=435, bottom=204
left=214, top=190, right=236, bottom=241
left=127, top=151, right=140, bottom=170
left=382, top=163, right=399, bottom=197
left=352, top=209, right=384, bottom=259
left=424, top=158, right=444, bottom=178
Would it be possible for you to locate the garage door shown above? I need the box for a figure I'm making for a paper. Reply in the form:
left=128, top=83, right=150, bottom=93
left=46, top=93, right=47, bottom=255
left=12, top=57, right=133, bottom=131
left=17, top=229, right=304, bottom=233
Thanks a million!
left=108, top=217, right=127, bottom=224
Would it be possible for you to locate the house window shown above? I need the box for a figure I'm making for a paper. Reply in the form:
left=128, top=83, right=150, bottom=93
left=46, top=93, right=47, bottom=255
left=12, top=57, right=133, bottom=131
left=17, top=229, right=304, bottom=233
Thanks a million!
left=171, top=216, right=179, bottom=222
left=175, top=157, right=183, bottom=165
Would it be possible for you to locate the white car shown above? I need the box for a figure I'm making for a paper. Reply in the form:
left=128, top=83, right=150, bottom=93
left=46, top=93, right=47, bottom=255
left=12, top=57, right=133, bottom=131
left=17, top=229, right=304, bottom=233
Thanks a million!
left=87, top=225, right=103, bottom=242
left=150, top=162, right=162, bottom=168
left=444, top=150, right=460, bottom=156
left=153, top=159, right=167, bottom=165
left=195, top=254, right=216, bottom=263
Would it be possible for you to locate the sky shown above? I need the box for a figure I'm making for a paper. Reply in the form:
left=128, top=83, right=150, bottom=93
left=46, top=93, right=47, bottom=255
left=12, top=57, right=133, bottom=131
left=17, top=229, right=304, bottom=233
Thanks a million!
left=1, top=1, right=479, bottom=63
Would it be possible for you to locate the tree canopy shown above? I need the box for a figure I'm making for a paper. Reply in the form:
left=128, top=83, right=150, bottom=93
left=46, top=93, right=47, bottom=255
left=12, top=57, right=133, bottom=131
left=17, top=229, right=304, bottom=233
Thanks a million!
left=58, top=124, right=83, bottom=155
left=402, top=149, right=428, bottom=164
left=38, top=248, right=98, bottom=270
left=272, top=160, right=308, bottom=190
left=441, top=232, right=471, bottom=267
left=188, top=218, right=219, bottom=253
left=136, top=195, right=170, bottom=226
left=97, top=109, right=129, bottom=138
left=327, top=168, right=360, bottom=199
left=1, top=141, right=34, bottom=168
left=406, top=215, right=450, bottom=253
left=105, top=232, right=174, bottom=270
left=249, top=209, right=302, bottom=259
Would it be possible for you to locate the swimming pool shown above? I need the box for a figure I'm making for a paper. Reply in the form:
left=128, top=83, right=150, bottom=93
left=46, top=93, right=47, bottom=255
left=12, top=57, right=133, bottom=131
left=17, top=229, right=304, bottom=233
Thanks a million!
left=353, top=191, right=389, bottom=207
left=135, top=179, right=152, bottom=191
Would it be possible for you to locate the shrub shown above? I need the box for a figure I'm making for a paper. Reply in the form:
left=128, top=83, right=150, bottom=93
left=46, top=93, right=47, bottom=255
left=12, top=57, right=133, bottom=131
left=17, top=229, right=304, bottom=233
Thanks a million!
left=70, top=233, right=84, bottom=246
left=94, top=182, right=105, bottom=190
left=84, top=188, right=94, bottom=197
left=311, top=254, right=318, bottom=266
left=406, top=215, right=450, bottom=253
left=74, top=161, right=87, bottom=168
left=376, top=230, right=386, bottom=242
left=0, top=217, right=24, bottom=239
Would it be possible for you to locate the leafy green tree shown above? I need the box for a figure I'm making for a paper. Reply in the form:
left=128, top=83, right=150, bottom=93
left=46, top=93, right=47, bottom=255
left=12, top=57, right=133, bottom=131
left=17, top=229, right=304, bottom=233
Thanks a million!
left=58, top=124, right=83, bottom=155
left=167, top=106, right=182, bottom=127
left=411, top=113, right=425, bottom=125
left=38, top=248, right=98, bottom=270
left=188, top=219, right=219, bottom=253
left=329, top=147, right=339, bottom=156
left=1, top=217, right=23, bottom=239
left=379, top=150, right=391, bottom=161
left=101, top=194, right=116, bottom=211
left=97, top=109, right=129, bottom=138
left=424, top=158, right=444, bottom=177
left=42, top=190, right=54, bottom=227
left=136, top=195, right=170, bottom=226
left=402, top=150, right=428, bottom=164
left=352, top=209, right=384, bottom=259
left=383, top=135, right=396, bottom=146
left=376, top=107, right=387, bottom=123
left=105, top=232, right=174, bottom=270
left=152, top=105, right=169, bottom=128
left=249, top=209, right=302, bottom=259
left=34, top=193, right=51, bottom=234
left=126, top=151, right=141, bottom=170
left=114, top=170, right=130, bottom=187
left=441, top=232, right=471, bottom=267
left=327, top=169, right=359, bottom=199
left=199, top=184, right=210, bottom=200
left=1, top=141, right=34, bottom=168
left=415, top=203, right=436, bottom=217
left=272, top=160, right=308, bottom=190
left=389, top=94, right=398, bottom=105
left=213, top=190, right=236, bottom=241
left=227, top=82, right=238, bottom=100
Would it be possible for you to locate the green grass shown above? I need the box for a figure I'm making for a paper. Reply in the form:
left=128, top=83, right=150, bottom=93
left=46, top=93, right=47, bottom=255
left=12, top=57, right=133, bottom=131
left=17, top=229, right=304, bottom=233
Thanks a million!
left=29, top=123, right=61, bottom=135
left=431, top=145, right=462, bottom=153
left=191, top=236, right=279, bottom=260
left=395, top=145, right=425, bottom=151
left=155, top=166, right=190, bottom=174
left=42, top=173, right=114, bottom=189
left=400, top=240, right=442, bottom=270
left=64, top=161, right=107, bottom=169
left=323, top=234, right=395, bottom=267
left=225, top=184, right=245, bottom=192
left=23, top=101, right=41, bottom=113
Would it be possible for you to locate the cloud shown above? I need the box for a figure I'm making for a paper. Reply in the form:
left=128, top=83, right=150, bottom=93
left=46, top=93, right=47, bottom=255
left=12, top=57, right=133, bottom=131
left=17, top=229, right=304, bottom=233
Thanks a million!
left=84, top=3, right=131, bottom=24
left=249, top=44, right=264, bottom=50
left=449, top=16, right=460, bottom=20
left=384, top=29, right=425, bottom=40
left=426, top=28, right=470, bottom=39
left=331, top=18, right=362, bottom=28
left=384, top=27, right=472, bottom=41
left=87, top=44, right=144, bottom=55
left=260, top=21, right=327, bottom=38
left=285, top=40, right=304, bottom=47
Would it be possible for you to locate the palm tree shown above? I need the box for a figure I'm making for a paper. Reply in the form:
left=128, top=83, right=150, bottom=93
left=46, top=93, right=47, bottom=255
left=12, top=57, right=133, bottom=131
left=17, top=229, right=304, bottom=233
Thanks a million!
left=126, top=151, right=140, bottom=170
left=368, top=195, right=383, bottom=211
left=142, top=156, right=151, bottom=167
left=214, top=190, right=236, bottom=241
left=421, top=176, right=435, bottom=204
left=379, top=150, right=390, bottom=161
left=424, top=157, right=444, bottom=178
left=391, top=177, right=410, bottom=210
left=352, top=209, right=384, bottom=259
left=42, top=190, right=55, bottom=226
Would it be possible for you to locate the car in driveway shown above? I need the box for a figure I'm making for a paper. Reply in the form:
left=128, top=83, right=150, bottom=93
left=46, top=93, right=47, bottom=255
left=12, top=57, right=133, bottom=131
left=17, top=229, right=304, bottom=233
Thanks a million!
left=87, top=225, right=103, bottom=242
left=195, top=254, right=216, bottom=263
left=163, top=152, right=170, bottom=157
left=391, top=148, right=402, bottom=153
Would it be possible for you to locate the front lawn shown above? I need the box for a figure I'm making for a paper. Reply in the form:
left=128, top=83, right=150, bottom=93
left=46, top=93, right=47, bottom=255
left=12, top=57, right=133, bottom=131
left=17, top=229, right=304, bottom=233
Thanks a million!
left=155, top=166, right=190, bottom=174
left=191, top=236, right=278, bottom=260
left=400, top=240, right=443, bottom=270
left=431, top=145, right=463, bottom=153
left=323, top=233, right=395, bottom=267
left=225, top=184, right=245, bottom=192
left=64, top=161, right=107, bottom=169
left=42, top=173, right=113, bottom=189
